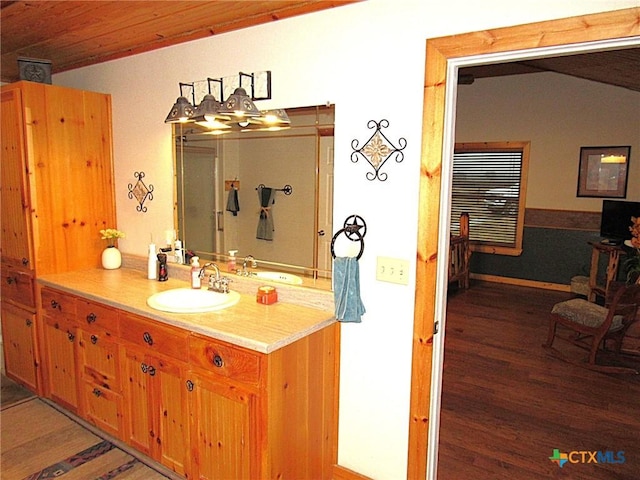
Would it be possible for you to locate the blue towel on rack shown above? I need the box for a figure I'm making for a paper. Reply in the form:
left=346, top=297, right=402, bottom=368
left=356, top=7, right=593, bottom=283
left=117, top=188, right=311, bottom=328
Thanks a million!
left=333, top=256, right=366, bottom=323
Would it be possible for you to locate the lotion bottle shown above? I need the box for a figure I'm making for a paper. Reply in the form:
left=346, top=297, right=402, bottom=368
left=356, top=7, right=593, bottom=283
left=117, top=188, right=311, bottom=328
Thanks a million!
left=228, top=250, right=238, bottom=272
left=147, top=243, right=157, bottom=280
left=191, top=256, right=201, bottom=289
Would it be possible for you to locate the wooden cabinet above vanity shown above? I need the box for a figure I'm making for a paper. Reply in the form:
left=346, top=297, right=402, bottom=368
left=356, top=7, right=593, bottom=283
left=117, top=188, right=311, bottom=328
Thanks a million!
left=36, top=269, right=339, bottom=479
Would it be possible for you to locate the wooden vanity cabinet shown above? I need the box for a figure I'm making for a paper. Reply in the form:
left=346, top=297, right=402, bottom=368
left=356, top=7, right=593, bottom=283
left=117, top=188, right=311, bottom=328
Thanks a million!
left=36, top=285, right=338, bottom=480
left=119, top=312, right=192, bottom=478
left=40, top=287, right=79, bottom=412
left=76, top=299, right=123, bottom=439
left=1, top=81, right=116, bottom=394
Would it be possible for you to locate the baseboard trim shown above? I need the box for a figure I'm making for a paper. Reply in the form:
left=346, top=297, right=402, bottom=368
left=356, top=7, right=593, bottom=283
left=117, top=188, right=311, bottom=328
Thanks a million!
left=470, top=273, right=570, bottom=292
left=333, top=464, right=373, bottom=480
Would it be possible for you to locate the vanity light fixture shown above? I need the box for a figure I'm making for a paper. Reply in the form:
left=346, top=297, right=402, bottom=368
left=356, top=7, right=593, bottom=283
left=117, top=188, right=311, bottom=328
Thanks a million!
left=166, top=71, right=287, bottom=130
left=164, top=82, right=196, bottom=123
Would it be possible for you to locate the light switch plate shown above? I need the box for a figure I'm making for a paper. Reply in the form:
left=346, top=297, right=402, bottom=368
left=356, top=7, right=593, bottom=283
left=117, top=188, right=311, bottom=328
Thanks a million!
left=376, top=256, right=410, bottom=285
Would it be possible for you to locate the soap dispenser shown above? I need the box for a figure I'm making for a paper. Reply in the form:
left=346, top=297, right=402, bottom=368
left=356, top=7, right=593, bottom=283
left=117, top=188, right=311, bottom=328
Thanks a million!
left=191, top=256, right=201, bottom=289
left=228, top=250, right=238, bottom=272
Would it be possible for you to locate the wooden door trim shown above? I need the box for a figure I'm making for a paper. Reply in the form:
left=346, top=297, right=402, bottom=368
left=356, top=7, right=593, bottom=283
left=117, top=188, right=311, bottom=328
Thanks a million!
left=408, top=7, right=640, bottom=480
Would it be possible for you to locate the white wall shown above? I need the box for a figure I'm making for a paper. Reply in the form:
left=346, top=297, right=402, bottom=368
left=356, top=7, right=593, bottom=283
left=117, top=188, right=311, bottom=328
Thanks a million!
left=456, top=72, right=640, bottom=208
left=53, top=1, right=639, bottom=478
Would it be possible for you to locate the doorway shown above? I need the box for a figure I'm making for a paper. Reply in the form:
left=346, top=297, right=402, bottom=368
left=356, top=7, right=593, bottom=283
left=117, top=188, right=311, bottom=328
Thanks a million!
left=407, top=8, right=640, bottom=479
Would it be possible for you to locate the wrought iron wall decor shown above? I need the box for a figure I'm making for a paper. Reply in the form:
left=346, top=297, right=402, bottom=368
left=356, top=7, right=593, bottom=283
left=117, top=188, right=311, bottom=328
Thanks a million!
left=331, top=214, right=367, bottom=259
left=351, top=119, right=407, bottom=181
left=128, top=171, right=154, bottom=212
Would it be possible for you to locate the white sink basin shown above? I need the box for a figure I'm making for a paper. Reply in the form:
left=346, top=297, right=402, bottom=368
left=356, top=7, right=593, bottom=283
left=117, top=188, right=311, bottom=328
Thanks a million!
left=147, top=288, right=240, bottom=313
left=252, top=271, right=303, bottom=285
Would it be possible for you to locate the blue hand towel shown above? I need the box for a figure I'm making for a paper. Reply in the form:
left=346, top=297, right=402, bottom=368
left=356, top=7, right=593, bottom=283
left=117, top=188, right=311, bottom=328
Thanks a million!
left=333, top=256, right=366, bottom=323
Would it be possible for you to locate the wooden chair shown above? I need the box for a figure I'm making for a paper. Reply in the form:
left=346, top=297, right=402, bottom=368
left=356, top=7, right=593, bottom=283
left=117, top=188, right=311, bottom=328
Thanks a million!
left=544, top=283, right=640, bottom=374
left=449, top=212, right=471, bottom=289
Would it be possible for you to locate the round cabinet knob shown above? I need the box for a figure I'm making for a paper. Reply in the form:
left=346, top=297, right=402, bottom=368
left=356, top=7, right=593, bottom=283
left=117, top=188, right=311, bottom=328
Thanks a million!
left=212, top=354, right=224, bottom=368
left=90, top=335, right=98, bottom=345
left=186, top=380, right=194, bottom=392
left=143, top=332, right=154, bottom=346
left=86, top=313, right=97, bottom=324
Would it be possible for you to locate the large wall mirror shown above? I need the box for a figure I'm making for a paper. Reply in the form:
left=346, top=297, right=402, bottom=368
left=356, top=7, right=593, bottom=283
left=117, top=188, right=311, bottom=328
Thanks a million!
left=174, top=104, right=334, bottom=289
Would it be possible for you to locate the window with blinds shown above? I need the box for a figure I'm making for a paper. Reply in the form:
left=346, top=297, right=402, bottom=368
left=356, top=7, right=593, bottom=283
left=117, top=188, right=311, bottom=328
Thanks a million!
left=450, top=142, right=530, bottom=255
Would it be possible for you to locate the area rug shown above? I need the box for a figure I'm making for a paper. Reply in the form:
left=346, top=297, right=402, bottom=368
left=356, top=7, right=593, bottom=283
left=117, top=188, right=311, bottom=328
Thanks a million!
left=1, top=397, right=169, bottom=480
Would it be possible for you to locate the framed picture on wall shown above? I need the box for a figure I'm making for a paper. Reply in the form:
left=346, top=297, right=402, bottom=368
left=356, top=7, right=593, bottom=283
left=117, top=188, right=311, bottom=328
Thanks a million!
left=577, top=145, right=631, bottom=198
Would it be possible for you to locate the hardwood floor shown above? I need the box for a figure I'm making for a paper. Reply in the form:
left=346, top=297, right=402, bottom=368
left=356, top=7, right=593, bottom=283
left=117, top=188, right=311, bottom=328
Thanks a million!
left=438, top=282, right=640, bottom=480
left=0, top=377, right=174, bottom=480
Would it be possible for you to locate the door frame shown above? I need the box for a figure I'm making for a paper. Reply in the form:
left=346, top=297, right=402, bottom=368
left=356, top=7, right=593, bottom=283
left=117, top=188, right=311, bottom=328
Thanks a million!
left=408, top=8, right=640, bottom=479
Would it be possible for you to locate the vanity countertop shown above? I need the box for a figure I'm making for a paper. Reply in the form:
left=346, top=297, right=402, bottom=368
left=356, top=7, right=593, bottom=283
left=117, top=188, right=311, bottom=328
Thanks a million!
left=38, top=268, right=336, bottom=354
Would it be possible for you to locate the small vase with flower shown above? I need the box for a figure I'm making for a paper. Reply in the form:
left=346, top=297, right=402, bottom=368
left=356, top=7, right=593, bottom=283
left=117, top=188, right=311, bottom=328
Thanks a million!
left=100, top=228, right=125, bottom=270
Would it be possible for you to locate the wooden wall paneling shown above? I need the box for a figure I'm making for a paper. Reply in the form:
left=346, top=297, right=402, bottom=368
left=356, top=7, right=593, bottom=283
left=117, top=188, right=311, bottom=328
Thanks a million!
left=409, top=7, right=640, bottom=480
left=524, top=208, right=600, bottom=230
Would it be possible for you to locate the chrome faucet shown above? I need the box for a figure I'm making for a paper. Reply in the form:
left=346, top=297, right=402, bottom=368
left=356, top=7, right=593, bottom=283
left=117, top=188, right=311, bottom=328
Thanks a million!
left=199, top=262, right=231, bottom=293
left=238, top=255, right=258, bottom=276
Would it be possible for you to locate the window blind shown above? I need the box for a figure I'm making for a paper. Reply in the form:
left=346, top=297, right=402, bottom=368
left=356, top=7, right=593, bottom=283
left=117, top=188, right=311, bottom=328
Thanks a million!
left=450, top=149, right=524, bottom=247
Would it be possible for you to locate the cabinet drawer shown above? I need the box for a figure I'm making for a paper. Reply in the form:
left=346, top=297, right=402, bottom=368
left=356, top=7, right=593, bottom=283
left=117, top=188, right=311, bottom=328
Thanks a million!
left=77, top=299, right=119, bottom=335
left=41, top=288, right=77, bottom=330
left=2, top=263, right=35, bottom=309
left=189, top=334, right=261, bottom=385
left=119, top=313, right=188, bottom=360
left=77, top=329, right=120, bottom=389
left=81, top=380, right=123, bottom=439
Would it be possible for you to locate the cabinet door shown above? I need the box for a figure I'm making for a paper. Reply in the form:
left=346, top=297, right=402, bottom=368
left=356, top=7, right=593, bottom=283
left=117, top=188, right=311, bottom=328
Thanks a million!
left=189, top=370, right=254, bottom=480
left=22, top=82, right=116, bottom=275
left=122, top=347, right=191, bottom=478
left=42, top=321, right=79, bottom=412
left=0, top=87, right=33, bottom=269
left=122, top=348, right=153, bottom=456
left=1, top=302, right=38, bottom=392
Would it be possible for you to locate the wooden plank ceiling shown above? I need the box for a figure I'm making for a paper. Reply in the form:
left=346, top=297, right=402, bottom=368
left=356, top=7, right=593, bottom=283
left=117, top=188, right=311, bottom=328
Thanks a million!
left=460, top=48, right=640, bottom=92
left=1, top=1, right=638, bottom=91
left=0, top=0, right=358, bottom=83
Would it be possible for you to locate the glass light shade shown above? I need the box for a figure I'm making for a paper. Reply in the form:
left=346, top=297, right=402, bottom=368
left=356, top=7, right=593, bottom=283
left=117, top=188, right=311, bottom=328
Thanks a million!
left=218, top=87, right=261, bottom=118
left=165, top=96, right=195, bottom=123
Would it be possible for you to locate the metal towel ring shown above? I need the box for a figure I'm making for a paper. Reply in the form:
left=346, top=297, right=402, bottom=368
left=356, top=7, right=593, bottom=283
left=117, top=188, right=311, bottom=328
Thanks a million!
left=331, top=215, right=367, bottom=260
